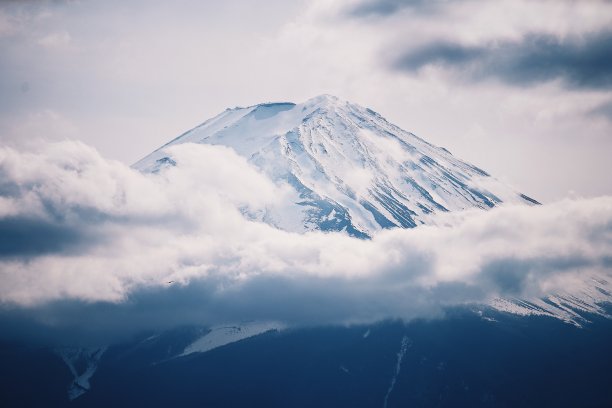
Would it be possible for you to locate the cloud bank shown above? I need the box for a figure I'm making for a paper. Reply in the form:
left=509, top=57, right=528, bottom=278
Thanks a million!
left=0, top=141, right=611, bottom=344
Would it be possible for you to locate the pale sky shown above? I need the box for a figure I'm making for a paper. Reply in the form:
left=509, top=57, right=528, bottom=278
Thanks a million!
left=1, top=0, right=612, bottom=202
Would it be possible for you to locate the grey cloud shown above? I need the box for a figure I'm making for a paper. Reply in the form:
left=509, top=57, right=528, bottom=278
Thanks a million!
left=482, top=259, right=531, bottom=295
left=0, top=217, right=87, bottom=257
left=589, top=99, right=612, bottom=122
left=394, top=31, right=612, bottom=89
left=0, top=169, right=94, bottom=257
left=396, top=42, right=484, bottom=70
left=479, top=256, right=594, bottom=297
left=0, top=269, right=467, bottom=346
left=0, top=179, right=20, bottom=197
left=348, top=0, right=449, bottom=17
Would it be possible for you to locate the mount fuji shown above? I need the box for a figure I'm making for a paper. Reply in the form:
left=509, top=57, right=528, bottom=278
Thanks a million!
left=134, top=95, right=538, bottom=238
left=2, top=96, right=611, bottom=408
left=132, top=94, right=611, bottom=326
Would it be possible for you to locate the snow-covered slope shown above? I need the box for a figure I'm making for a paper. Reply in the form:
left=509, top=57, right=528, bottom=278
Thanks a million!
left=180, top=322, right=284, bottom=357
left=134, top=95, right=537, bottom=237
left=488, top=273, right=612, bottom=327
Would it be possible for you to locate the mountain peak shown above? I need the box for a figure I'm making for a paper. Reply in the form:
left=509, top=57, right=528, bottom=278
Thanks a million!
left=238, top=94, right=344, bottom=112
left=134, top=96, right=537, bottom=237
left=305, top=94, right=343, bottom=105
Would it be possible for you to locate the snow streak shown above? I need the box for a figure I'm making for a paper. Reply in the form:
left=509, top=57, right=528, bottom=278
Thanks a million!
left=383, top=335, right=411, bottom=408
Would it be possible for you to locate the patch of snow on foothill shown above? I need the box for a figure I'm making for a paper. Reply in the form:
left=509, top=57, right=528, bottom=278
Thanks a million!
left=56, top=347, right=107, bottom=401
left=181, top=322, right=285, bottom=356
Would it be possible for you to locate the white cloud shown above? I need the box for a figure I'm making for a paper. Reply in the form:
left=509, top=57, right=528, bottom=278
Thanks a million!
left=0, top=141, right=610, bottom=336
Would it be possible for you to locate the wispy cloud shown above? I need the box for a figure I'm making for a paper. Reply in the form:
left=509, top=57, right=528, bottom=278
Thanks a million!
left=347, top=0, right=444, bottom=17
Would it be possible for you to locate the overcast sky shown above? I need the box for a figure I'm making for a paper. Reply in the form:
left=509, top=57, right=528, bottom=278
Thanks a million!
left=1, top=0, right=612, bottom=344
left=1, top=0, right=611, bottom=201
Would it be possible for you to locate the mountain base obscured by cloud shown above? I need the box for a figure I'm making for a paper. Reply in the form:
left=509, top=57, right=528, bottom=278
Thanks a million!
left=0, top=141, right=610, bottom=344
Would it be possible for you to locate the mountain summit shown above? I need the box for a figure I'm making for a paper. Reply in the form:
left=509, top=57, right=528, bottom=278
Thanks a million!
left=134, top=95, right=537, bottom=237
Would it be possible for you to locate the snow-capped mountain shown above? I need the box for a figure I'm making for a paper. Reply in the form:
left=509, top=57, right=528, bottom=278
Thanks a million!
left=134, top=95, right=538, bottom=237
left=132, top=94, right=612, bottom=326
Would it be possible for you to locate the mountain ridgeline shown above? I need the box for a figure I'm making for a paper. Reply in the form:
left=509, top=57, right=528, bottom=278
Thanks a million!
left=134, top=95, right=537, bottom=237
